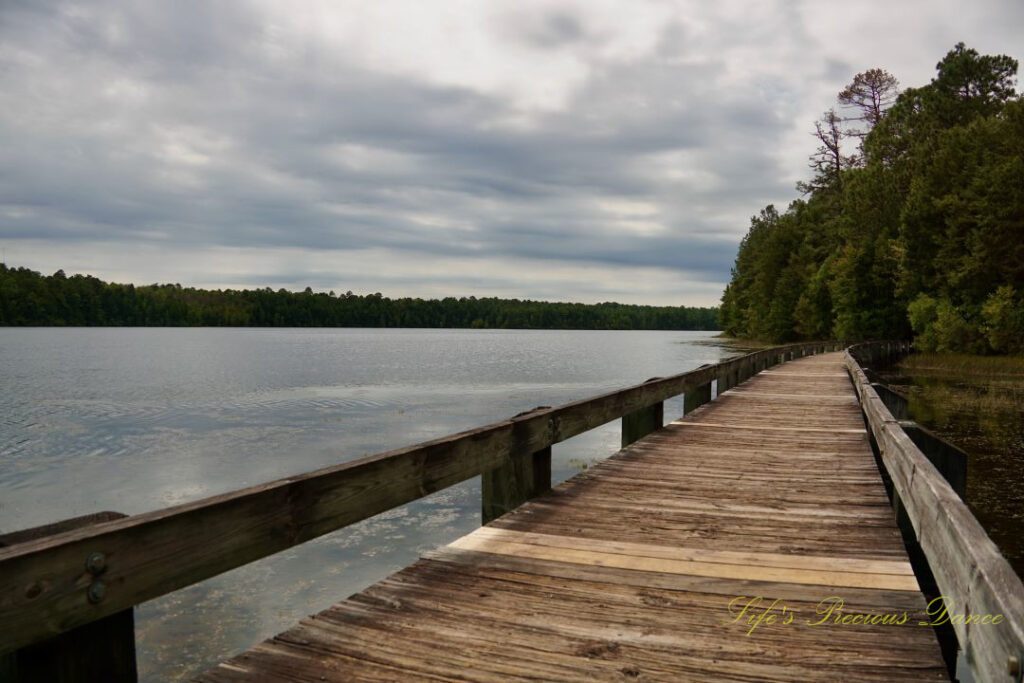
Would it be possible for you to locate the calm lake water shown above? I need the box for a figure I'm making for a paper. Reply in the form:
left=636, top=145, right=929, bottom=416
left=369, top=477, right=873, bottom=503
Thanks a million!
left=0, top=328, right=745, bottom=681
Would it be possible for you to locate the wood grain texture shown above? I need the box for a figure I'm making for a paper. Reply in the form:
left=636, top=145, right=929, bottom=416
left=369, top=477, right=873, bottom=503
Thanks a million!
left=201, top=351, right=948, bottom=682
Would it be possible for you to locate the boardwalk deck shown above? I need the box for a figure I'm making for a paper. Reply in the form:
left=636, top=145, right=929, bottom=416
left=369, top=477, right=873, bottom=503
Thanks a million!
left=199, top=353, right=947, bottom=681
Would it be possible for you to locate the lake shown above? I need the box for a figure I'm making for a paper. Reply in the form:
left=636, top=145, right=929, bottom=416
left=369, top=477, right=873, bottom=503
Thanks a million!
left=0, top=328, right=745, bottom=681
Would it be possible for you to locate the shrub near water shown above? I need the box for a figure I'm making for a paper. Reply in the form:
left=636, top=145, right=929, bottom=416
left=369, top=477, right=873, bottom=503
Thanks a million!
left=981, top=286, right=1024, bottom=354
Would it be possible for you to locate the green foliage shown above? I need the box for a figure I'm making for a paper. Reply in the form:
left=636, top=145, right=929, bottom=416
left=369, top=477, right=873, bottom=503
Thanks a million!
left=0, top=264, right=719, bottom=330
left=931, top=300, right=987, bottom=354
left=722, top=44, right=1023, bottom=354
left=929, top=42, right=1017, bottom=127
left=907, top=293, right=938, bottom=332
left=982, top=286, right=1024, bottom=354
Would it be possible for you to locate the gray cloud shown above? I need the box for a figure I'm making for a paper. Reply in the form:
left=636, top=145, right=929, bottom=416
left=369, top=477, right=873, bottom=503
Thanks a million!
left=1, top=1, right=1020, bottom=306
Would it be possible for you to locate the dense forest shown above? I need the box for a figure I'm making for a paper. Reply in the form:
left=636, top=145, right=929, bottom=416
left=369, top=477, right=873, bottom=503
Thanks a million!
left=720, top=44, right=1023, bottom=354
left=0, top=264, right=718, bottom=330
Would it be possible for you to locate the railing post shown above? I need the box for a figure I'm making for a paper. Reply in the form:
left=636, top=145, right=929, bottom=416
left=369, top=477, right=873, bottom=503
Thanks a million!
left=899, top=421, right=968, bottom=499
left=891, top=488, right=914, bottom=544
left=482, top=409, right=553, bottom=524
left=622, top=401, right=664, bottom=448
left=482, top=445, right=552, bottom=525
left=716, top=365, right=733, bottom=395
left=0, top=513, right=137, bottom=683
left=684, top=382, right=712, bottom=414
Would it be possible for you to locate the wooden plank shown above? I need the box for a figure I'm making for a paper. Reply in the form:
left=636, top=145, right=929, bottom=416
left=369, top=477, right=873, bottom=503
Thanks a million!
left=669, top=422, right=867, bottom=434
left=463, top=527, right=916, bottom=576
left=724, top=391, right=857, bottom=401
left=0, top=512, right=128, bottom=548
left=423, top=548, right=935, bottom=609
left=448, top=535, right=922, bottom=590
left=760, top=371, right=850, bottom=377
left=343, top=569, right=943, bottom=672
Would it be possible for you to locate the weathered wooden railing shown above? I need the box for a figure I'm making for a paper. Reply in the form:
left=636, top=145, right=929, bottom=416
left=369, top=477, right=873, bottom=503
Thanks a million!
left=0, top=339, right=843, bottom=680
left=846, top=342, right=1024, bottom=683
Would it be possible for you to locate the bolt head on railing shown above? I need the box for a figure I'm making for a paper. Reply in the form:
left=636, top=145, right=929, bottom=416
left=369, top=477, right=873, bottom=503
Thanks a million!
left=86, top=580, right=107, bottom=604
left=85, top=551, right=107, bottom=575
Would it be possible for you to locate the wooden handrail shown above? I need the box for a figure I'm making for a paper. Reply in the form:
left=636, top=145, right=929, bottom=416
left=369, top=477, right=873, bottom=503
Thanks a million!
left=0, top=339, right=841, bottom=656
left=845, top=343, right=1024, bottom=683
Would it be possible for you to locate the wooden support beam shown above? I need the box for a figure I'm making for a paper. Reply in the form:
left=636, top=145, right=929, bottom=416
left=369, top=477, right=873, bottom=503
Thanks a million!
left=481, top=445, right=552, bottom=525
left=900, top=421, right=968, bottom=500
left=716, top=369, right=733, bottom=395
left=870, top=383, right=909, bottom=421
left=684, top=382, right=712, bottom=414
left=736, top=359, right=749, bottom=383
left=621, top=402, right=664, bottom=448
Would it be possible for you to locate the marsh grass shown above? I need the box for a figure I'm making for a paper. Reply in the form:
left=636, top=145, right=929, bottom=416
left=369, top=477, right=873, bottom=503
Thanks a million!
left=906, top=380, right=1024, bottom=416
left=885, top=353, right=1024, bottom=578
left=900, top=352, right=1024, bottom=378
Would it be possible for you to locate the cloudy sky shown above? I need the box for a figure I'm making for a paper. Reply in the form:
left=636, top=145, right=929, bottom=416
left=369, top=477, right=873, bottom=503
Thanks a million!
left=1, top=1, right=1020, bottom=305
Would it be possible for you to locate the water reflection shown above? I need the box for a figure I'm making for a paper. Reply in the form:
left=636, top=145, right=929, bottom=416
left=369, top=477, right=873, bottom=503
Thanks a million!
left=0, top=328, right=740, bottom=681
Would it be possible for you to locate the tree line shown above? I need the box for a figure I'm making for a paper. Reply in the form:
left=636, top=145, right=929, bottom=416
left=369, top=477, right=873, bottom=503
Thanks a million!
left=0, top=264, right=719, bottom=330
left=720, top=44, right=1023, bottom=354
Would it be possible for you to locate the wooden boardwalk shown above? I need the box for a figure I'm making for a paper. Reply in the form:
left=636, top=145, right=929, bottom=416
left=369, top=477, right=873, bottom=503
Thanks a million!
left=200, top=353, right=946, bottom=681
